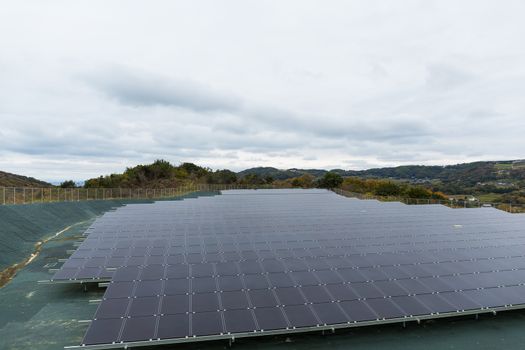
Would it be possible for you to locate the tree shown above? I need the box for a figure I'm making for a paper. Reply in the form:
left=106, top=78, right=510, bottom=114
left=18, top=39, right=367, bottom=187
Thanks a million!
left=374, top=182, right=402, bottom=196
left=264, top=175, right=274, bottom=184
left=241, top=174, right=265, bottom=185
left=318, top=172, right=343, bottom=189
left=206, top=170, right=237, bottom=184
left=342, top=177, right=369, bottom=193
left=405, top=186, right=432, bottom=199
left=430, top=191, right=447, bottom=200
left=290, top=174, right=315, bottom=188
left=180, top=162, right=209, bottom=178
left=60, top=180, right=76, bottom=188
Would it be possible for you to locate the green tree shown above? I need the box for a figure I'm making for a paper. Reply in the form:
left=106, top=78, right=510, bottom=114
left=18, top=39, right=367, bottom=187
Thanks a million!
left=206, top=170, right=237, bottom=184
left=60, top=180, right=76, bottom=188
left=290, top=174, right=315, bottom=188
left=318, top=172, right=343, bottom=189
left=264, top=175, right=274, bottom=184
left=405, top=186, right=432, bottom=199
left=374, top=182, right=402, bottom=196
left=180, top=162, right=209, bottom=178
left=241, top=174, right=265, bottom=185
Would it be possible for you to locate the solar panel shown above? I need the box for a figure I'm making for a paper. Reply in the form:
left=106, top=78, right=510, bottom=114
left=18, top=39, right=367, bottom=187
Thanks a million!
left=52, top=189, right=525, bottom=349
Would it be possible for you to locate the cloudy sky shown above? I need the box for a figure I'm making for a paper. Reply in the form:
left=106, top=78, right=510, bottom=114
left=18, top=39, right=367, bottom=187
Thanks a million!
left=1, top=1, right=524, bottom=182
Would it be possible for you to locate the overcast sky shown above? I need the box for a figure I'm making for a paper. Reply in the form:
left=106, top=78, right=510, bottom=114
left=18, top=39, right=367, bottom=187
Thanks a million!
left=1, top=1, right=524, bottom=182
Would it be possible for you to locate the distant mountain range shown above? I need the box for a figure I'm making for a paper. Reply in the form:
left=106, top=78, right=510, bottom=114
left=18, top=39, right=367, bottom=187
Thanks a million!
left=0, top=170, right=52, bottom=187
left=238, top=160, right=525, bottom=195
left=239, top=160, right=525, bottom=183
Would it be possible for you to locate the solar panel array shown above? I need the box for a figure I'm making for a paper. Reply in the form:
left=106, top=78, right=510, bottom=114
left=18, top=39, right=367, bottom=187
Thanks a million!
left=53, top=189, right=525, bottom=349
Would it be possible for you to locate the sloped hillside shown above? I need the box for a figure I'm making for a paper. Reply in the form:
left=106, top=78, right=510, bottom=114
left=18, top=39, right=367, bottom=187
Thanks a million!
left=0, top=171, right=52, bottom=187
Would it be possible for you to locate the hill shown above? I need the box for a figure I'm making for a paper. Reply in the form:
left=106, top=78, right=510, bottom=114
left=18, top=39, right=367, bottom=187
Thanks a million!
left=83, top=160, right=239, bottom=188
left=239, top=160, right=525, bottom=193
left=236, top=167, right=326, bottom=180
left=0, top=171, right=52, bottom=187
left=82, top=159, right=525, bottom=204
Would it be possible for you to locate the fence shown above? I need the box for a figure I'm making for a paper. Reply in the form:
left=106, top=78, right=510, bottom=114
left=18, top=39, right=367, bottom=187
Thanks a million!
left=1, top=185, right=524, bottom=213
left=332, top=188, right=525, bottom=213
left=0, top=184, right=279, bottom=206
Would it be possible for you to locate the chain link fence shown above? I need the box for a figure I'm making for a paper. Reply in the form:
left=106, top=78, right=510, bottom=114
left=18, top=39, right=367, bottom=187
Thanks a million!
left=2, top=185, right=523, bottom=213
left=0, top=184, right=280, bottom=206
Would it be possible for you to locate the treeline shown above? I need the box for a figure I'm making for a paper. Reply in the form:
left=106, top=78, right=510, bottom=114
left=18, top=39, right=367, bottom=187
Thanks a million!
left=83, top=160, right=239, bottom=188
left=72, top=160, right=447, bottom=200
left=340, top=177, right=447, bottom=200
left=239, top=161, right=525, bottom=195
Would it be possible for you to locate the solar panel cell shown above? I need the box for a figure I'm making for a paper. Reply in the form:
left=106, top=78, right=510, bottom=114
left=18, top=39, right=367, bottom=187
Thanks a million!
left=192, top=293, right=220, bottom=312
left=283, top=305, right=318, bottom=328
left=121, top=316, right=156, bottom=342
left=254, top=307, right=288, bottom=330
left=223, top=309, right=256, bottom=333
left=94, top=298, right=129, bottom=319
left=161, top=295, right=189, bottom=315
left=221, top=290, right=250, bottom=310
left=129, top=296, right=160, bottom=317
left=83, top=318, right=123, bottom=345
left=164, top=279, right=189, bottom=295
left=311, top=302, right=348, bottom=325
left=191, top=311, right=223, bottom=336
left=275, top=287, right=306, bottom=306
left=135, top=280, right=163, bottom=297
left=339, top=300, right=377, bottom=321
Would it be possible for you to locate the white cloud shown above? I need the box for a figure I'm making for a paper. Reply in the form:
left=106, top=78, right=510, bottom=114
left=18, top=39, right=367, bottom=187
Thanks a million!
left=0, top=0, right=524, bottom=182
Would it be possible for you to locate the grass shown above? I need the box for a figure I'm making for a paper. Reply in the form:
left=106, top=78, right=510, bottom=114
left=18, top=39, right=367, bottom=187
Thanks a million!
left=494, top=163, right=513, bottom=170
left=477, top=193, right=503, bottom=202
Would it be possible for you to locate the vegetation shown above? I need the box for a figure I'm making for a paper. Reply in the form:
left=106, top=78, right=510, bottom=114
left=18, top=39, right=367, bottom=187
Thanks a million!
left=3, top=158, right=525, bottom=207
left=241, top=160, right=525, bottom=204
left=84, top=160, right=224, bottom=188
left=59, top=180, right=77, bottom=188
left=0, top=171, right=52, bottom=188
left=340, top=177, right=447, bottom=200
left=318, top=172, right=343, bottom=189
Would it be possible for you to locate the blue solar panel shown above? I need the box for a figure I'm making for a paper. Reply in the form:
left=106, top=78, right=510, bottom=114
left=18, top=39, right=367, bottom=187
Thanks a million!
left=52, top=189, right=525, bottom=349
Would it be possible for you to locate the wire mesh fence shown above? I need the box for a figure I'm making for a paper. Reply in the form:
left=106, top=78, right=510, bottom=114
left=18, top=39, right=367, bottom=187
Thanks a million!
left=1, top=185, right=523, bottom=213
left=0, top=184, right=278, bottom=206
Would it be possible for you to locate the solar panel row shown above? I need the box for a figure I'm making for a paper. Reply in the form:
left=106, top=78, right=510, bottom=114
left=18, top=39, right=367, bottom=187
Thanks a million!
left=84, top=284, right=525, bottom=345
